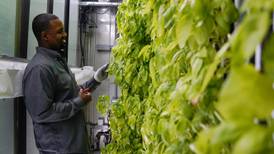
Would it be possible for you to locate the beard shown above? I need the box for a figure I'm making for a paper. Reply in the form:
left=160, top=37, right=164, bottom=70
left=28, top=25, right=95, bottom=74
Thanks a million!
left=57, top=39, right=67, bottom=57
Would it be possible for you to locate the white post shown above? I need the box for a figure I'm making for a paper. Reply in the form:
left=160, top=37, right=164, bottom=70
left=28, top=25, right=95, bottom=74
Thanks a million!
left=255, top=45, right=262, bottom=71
left=272, top=13, right=274, bottom=32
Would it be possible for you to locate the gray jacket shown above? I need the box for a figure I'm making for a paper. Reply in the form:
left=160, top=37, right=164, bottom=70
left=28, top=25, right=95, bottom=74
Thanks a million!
left=23, top=47, right=100, bottom=153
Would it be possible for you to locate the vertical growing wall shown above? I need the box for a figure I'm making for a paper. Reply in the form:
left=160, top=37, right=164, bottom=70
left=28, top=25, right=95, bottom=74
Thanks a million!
left=103, top=0, right=274, bottom=153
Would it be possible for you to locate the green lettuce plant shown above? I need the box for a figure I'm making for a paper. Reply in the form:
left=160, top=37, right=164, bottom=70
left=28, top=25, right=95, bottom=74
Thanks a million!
left=96, top=0, right=274, bottom=153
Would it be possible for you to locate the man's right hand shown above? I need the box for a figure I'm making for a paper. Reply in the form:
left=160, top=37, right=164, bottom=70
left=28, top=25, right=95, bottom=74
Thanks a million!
left=79, top=88, right=92, bottom=103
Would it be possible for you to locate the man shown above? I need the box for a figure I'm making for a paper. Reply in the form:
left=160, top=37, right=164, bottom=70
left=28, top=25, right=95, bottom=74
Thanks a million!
left=23, top=13, right=108, bottom=154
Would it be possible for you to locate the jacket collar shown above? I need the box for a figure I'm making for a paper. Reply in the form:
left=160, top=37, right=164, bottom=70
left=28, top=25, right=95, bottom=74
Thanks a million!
left=36, top=47, right=62, bottom=59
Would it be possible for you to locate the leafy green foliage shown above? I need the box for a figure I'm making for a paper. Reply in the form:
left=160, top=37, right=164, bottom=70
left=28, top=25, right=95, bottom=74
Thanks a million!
left=230, top=11, right=270, bottom=65
left=194, top=1, right=274, bottom=154
left=99, top=0, right=274, bottom=153
left=218, top=65, right=274, bottom=122
left=263, top=34, right=274, bottom=80
left=96, top=96, right=110, bottom=116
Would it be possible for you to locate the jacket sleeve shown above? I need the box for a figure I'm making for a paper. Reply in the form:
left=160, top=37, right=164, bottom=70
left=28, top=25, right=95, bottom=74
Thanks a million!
left=23, top=65, right=85, bottom=124
left=79, top=76, right=101, bottom=92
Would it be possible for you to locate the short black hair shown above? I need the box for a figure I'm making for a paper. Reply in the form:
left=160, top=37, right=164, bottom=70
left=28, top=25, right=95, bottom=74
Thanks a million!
left=32, top=13, right=58, bottom=42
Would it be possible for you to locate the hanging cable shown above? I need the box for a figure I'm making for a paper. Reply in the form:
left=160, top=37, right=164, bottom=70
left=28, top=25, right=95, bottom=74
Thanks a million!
left=79, top=7, right=88, bottom=67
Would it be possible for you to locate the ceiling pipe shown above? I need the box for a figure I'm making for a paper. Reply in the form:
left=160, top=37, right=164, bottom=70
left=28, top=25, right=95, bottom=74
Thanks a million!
left=79, top=1, right=121, bottom=7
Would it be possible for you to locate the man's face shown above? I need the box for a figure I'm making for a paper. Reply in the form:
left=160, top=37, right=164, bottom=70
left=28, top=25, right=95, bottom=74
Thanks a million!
left=44, top=19, right=67, bottom=51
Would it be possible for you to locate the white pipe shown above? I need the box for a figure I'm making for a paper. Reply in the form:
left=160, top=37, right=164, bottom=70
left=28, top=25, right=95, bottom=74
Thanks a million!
left=234, top=0, right=243, bottom=27
left=234, top=0, right=241, bottom=9
left=255, top=45, right=262, bottom=71
left=272, top=13, right=274, bottom=32
left=79, top=1, right=121, bottom=7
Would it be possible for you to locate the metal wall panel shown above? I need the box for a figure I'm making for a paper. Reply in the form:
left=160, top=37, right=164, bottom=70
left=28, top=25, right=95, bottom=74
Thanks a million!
left=27, top=0, right=47, bottom=60
left=67, top=0, right=79, bottom=66
left=0, top=99, right=14, bottom=154
left=0, top=0, right=16, bottom=56
left=0, top=0, right=16, bottom=154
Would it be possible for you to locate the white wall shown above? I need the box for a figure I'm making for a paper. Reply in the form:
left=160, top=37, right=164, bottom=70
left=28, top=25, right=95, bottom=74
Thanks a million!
left=0, top=0, right=16, bottom=56
left=0, top=99, right=14, bottom=154
left=68, top=0, right=79, bottom=66
left=0, top=0, right=16, bottom=153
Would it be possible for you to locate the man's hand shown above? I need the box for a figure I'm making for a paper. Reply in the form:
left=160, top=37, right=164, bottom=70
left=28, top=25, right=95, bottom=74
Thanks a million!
left=79, top=88, right=92, bottom=103
left=94, top=63, right=109, bottom=82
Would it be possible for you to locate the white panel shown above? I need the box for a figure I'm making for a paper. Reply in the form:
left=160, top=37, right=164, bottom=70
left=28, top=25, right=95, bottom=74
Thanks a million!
left=255, top=45, right=262, bottom=71
left=53, top=0, right=79, bottom=66
left=68, top=0, right=79, bottom=66
left=0, top=99, right=14, bottom=154
left=273, top=13, right=274, bottom=32
left=0, top=0, right=16, bottom=56
left=0, top=0, right=16, bottom=153
left=53, top=0, right=65, bottom=22
left=27, top=0, right=47, bottom=60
